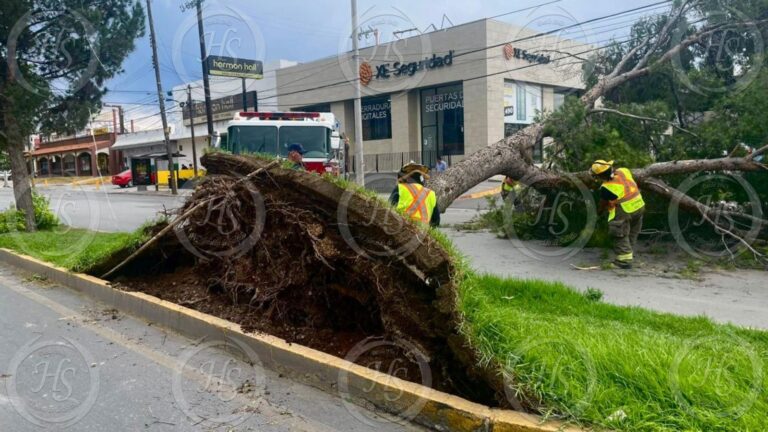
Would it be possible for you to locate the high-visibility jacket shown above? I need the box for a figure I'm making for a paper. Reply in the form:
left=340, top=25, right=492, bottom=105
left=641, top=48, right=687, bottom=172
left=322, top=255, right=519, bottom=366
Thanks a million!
left=397, top=183, right=437, bottom=224
left=601, top=168, right=645, bottom=221
left=502, top=181, right=522, bottom=194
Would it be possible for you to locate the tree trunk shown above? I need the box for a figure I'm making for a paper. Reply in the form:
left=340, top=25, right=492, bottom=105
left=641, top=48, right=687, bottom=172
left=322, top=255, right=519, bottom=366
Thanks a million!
left=429, top=123, right=544, bottom=211
left=3, top=108, right=37, bottom=232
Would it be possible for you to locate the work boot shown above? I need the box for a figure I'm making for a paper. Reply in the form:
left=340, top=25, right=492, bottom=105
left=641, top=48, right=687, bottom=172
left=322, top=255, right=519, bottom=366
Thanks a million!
left=612, top=259, right=633, bottom=270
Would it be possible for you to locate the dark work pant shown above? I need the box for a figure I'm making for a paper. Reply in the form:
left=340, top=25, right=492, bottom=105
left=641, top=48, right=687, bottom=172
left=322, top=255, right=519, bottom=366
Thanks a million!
left=609, top=206, right=645, bottom=262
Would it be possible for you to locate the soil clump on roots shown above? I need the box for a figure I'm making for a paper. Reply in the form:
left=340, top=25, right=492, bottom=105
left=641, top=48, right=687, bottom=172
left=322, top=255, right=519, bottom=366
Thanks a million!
left=107, top=153, right=497, bottom=404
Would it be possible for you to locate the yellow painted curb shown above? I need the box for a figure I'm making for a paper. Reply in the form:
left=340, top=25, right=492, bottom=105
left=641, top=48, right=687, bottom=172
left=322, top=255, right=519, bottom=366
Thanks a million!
left=458, top=187, right=501, bottom=201
left=0, top=248, right=584, bottom=432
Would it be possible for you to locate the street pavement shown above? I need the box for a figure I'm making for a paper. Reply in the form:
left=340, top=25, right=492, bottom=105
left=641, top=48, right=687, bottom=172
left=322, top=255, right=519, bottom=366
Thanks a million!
left=0, top=179, right=498, bottom=232
left=0, top=262, right=423, bottom=431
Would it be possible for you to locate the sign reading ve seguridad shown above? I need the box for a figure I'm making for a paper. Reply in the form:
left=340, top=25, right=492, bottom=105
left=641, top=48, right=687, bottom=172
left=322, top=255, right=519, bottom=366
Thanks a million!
left=206, top=55, right=263, bottom=79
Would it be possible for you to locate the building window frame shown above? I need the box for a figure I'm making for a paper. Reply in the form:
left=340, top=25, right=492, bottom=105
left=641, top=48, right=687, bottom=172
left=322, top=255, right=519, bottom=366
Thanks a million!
left=420, top=82, right=465, bottom=163
left=361, top=95, right=392, bottom=141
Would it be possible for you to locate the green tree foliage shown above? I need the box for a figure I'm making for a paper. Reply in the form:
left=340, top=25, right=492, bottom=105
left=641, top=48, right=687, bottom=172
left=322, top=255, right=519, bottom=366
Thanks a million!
left=1, top=0, right=146, bottom=135
left=530, top=0, right=768, bottom=250
left=0, top=0, right=145, bottom=230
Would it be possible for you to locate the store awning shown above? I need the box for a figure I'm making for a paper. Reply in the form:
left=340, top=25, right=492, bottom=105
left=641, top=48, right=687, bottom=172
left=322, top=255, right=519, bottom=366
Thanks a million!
left=112, top=128, right=173, bottom=151
left=31, top=141, right=110, bottom=157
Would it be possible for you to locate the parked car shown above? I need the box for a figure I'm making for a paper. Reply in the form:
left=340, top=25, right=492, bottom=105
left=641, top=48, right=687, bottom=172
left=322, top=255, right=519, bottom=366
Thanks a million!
left=111, top=169, right=133, bottom=188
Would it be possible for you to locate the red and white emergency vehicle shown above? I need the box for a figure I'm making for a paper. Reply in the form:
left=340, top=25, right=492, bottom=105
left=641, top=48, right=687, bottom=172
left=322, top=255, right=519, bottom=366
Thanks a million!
left=223, top=111, right=343, bottom=175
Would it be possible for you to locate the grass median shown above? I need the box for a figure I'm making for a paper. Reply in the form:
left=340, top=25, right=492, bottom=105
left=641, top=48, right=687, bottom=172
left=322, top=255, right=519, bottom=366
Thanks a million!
left=0, top=227, right=147, bottom=273
left=2, top=223, right=766, bottom=431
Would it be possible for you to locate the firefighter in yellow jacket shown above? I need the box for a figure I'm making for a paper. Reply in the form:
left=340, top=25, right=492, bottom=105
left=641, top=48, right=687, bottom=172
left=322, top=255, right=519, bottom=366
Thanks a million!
left=591, top=160, right=645, bottom=269
left=389, top=162, right=440, bottom=227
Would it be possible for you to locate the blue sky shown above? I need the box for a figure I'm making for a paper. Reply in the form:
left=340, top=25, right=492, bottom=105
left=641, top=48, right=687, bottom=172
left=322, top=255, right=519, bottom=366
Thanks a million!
left=105, top=0, right=672, bottom=125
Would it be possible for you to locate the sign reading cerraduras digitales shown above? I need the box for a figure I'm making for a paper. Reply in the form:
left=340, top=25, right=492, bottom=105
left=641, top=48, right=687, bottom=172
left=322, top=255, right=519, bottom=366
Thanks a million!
left=207, top=55, right=263, bottom=79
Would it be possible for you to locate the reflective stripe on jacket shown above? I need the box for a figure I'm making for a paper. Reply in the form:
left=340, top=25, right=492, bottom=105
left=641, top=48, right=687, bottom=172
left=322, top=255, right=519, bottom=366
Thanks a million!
left=601, top=167, right=645, bottom=221
left=397, top=183, right=437, bottom=224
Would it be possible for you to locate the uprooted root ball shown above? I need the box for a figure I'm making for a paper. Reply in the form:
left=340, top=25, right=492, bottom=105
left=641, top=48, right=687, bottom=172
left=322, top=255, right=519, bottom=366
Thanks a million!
left=112, top=153, right=497, bottom=404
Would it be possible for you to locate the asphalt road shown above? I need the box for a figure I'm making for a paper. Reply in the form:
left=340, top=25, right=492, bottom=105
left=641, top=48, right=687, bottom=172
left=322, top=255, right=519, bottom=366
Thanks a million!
left=0, top=262, right=423, bottom=431
left=0, top=180, right=497, bottom=232
left=0, top=185, right=189, bottom=232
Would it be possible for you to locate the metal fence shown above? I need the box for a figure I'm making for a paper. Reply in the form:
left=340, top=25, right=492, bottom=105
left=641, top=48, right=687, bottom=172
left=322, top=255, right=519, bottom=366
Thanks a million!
left=348, top=151, right=455, bottom=173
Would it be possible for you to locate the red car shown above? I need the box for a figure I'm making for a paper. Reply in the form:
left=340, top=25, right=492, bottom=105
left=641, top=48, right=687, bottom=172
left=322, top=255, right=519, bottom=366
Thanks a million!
left=111, top=169, right=133, bottom=188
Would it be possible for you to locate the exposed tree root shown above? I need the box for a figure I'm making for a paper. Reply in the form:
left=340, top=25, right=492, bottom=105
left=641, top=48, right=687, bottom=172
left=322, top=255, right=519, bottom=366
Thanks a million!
left=105, top=153, right=499, bottom=406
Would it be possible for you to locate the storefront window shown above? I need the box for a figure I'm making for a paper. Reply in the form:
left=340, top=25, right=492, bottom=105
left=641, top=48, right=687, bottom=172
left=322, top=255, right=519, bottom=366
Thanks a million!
left=505, top=80, right=542, bottom=124
left=554, top=92, right=566, bottom=111
left=362, top=96, right=391, bottom=141
left=516, top=84, right=526, bottom=122
left=63, top=155, right=76, bottom=174
left=420, top=84, right=464, bottom=162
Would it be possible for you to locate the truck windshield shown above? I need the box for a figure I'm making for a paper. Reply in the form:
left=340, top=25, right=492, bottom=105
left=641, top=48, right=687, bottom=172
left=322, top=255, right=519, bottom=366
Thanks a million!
left=228, top=126, right=278, bottom=155
left=227, top=125, right=329, bottom=158
left=278, top=126, right=329, bottom=159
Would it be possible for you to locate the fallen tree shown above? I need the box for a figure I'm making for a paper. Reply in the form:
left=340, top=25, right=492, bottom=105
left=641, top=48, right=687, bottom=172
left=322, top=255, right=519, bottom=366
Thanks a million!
left=428, top=0, right=768, bottom=252
left=104, top=152, right=500, bottom=404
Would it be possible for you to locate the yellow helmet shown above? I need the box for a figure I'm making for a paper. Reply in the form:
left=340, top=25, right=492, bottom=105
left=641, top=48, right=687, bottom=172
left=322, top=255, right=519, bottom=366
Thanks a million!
left=399, top=162, right=430, bottom=181
left=590, top=160, right=614, bottom=175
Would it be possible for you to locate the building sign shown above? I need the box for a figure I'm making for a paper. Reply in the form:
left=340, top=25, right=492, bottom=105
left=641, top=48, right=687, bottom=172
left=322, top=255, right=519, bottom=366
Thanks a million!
left=182, top=91, right=258, bottom=125
left=504, top=106, right=514, bottom=117
left=503, top=43, right=551, bottom=65
left=423, top=88, right=463, bottom=113
left=359, top=62, right=373, bottom=86
left=92, top=127, right=109, bottom=135
left=360, top=51, right=454, bottom=86
left=361, top=98, right=390, bottom=121
left=206, top=55, right=263, bottom=79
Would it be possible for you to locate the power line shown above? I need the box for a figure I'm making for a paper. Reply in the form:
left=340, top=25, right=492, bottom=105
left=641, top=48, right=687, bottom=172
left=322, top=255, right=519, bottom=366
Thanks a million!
left=454, top=0, right=672, bottom=59
left=109, top=2, right=671, bottom=107
left=488, top=0, right=564, bottom=20
left=116, top=1, right=678, bottom=121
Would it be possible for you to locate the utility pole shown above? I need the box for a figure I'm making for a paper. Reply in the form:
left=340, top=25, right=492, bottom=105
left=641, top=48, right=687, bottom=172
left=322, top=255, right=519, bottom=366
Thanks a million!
left=351, top=0, right=365, bottom=186
left=187, top=85, right=199, bottom=177
left=242, top=78, right=248, bottom=112
left=146, top=0, right=178, bottom=195
left=196, top=0, right=215, bottom=144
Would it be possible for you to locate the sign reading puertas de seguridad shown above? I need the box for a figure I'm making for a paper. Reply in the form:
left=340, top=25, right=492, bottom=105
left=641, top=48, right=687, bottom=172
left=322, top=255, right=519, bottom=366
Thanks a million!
left=206, top=56, right=263, bottom=79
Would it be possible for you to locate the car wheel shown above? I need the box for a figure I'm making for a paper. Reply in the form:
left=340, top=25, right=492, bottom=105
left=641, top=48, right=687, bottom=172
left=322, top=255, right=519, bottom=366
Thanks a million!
left=128, top=181, right=133, bottom=187
left=119, top=184, right=127, bottom=188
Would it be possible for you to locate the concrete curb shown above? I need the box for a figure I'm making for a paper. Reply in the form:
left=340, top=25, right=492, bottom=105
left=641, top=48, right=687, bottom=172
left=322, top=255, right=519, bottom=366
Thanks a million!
left=0, top=248, right=582, bottom=432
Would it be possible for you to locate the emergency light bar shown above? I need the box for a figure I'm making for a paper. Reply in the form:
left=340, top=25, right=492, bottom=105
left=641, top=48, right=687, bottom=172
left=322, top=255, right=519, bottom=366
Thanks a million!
left=235, top=111, right=320, bottom=121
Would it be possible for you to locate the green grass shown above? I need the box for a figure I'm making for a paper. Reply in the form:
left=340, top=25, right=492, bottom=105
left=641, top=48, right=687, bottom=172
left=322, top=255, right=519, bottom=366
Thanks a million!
left=456, top=271, right=768, bottom=431
left=0, top=226, right=149, bottom=272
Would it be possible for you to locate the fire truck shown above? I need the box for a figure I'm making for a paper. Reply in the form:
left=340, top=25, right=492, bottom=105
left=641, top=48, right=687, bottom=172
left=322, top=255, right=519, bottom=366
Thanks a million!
left=222, top=111, right=344, bottom=175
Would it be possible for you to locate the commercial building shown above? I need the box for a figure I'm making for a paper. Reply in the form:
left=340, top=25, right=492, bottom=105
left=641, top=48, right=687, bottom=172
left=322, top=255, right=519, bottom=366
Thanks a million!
left=275, top=18, right=587, bottom=170
left=28, top=109, right=124, bottom=177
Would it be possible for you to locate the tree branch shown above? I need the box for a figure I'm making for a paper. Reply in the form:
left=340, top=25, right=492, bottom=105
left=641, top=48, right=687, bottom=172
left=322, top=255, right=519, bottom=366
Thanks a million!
left=633, top=0, right=692, bottom=71
left=608, top=34, right=652, bottom=79
left=588, top=107, right=700, bottom=138
left=748, top=144, right=768, bottom=161
left=641, top=177, right=767, bottom=260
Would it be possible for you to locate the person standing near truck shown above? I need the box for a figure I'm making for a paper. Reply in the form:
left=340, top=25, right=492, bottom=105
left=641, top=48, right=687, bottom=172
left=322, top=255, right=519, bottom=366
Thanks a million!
left=287, top=143, right=307, bottom=171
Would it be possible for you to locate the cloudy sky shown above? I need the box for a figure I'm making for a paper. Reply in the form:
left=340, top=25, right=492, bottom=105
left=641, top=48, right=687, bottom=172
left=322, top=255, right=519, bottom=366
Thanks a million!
left=105, top=0, right=672, bottom=129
